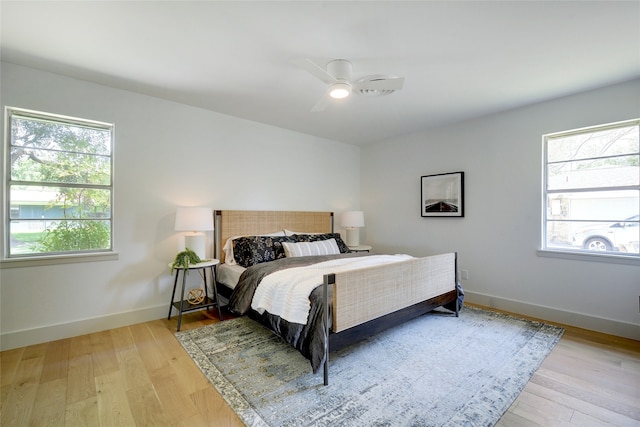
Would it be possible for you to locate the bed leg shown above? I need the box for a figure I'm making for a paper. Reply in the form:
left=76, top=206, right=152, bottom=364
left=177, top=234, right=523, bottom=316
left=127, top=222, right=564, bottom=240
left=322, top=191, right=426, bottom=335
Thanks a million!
left=323, top=273, right=334, bottom=386
left=324, top=360, right=328, bottom=386
left=455, top=252, right=460, bottom=317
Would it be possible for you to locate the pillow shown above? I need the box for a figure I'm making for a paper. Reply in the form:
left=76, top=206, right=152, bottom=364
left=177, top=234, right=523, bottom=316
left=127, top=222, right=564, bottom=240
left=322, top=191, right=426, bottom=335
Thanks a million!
left=223, top=231, right=285, bottom=265
left=282, top=239, right=340, bottom=258
left=293, top=233, right=350, bottom=253
left=232, top=235, right=295, bottom=268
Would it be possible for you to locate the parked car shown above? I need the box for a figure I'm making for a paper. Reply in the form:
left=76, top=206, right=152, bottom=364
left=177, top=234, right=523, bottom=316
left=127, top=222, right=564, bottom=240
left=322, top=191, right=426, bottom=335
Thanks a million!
left=572, top=215, right=639, bottom=253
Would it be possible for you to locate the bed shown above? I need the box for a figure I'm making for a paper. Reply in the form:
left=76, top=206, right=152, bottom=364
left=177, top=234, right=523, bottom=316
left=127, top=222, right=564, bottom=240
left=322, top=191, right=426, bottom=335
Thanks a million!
left=213, top=210, right=461, bottom=385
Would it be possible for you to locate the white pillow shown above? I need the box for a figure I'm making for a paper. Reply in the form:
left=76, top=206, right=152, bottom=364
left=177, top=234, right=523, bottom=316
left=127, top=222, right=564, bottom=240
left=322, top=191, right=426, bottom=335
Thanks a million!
left=282, top=238, right=340, bottom=258
left=223, top=231, right=285, bottom=264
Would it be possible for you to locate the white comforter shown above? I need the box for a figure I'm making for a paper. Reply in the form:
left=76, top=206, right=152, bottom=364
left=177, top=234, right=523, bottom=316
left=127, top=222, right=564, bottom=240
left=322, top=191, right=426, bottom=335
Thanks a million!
left=251, top=254, right=413, bottom=324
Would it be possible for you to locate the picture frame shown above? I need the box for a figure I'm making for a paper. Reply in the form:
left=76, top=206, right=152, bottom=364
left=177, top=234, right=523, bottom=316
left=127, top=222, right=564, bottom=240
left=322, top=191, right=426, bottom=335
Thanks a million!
left=421, top=171, right=464, bottom=217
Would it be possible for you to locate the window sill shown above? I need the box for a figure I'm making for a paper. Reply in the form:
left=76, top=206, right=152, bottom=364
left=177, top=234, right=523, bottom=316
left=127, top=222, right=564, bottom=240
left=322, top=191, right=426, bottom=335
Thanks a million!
left=0, top=251, right=119, bottom=268
left=537, top=249, right=640, bottom=266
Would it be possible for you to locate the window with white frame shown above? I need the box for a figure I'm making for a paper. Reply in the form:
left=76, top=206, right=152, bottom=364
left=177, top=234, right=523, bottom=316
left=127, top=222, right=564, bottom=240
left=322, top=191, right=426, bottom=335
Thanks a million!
left=542, top=119, right=639, bottom=259
left=5, top=107, right=113, bottom=258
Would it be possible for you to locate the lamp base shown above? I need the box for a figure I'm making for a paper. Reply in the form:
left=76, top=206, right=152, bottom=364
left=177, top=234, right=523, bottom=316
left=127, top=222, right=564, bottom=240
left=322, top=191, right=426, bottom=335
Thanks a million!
left=345, top=228, right=360, bottom=247
left=185, top=234, right=206, bottom=260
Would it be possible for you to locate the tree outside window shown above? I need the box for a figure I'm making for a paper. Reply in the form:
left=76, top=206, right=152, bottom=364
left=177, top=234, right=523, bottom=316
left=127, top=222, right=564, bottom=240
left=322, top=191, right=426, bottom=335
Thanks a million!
left=6, top=108, right=113, bottom=257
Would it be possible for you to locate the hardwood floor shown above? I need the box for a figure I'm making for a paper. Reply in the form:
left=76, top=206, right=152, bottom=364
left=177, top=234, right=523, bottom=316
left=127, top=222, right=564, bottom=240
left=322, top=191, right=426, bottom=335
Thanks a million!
left=1, top=305, right=638, bottom=426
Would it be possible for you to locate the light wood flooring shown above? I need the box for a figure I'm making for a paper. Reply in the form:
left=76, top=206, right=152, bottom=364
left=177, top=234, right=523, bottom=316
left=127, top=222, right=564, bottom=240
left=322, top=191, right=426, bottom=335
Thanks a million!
left=1, top=304, right=639, bottom=426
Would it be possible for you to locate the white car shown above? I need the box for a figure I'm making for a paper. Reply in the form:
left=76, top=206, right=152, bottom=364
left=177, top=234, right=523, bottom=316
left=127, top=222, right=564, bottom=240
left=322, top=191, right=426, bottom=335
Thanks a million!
left=573, top=215, right=639, bottom=253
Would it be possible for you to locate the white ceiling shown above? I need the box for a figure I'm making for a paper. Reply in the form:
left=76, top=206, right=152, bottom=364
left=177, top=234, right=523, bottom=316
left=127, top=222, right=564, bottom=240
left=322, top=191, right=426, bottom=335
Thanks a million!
left=2, top=1, right=639, bottom=146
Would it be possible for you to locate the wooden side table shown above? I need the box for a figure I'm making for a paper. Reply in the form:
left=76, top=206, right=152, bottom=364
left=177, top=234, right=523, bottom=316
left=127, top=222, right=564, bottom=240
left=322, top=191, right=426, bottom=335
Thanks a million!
left=168, top=259, right=222, bottom=331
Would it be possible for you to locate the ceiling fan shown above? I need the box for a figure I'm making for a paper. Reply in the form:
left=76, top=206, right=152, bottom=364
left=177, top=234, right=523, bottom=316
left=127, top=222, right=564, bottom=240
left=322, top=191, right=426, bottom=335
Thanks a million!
left=297, top=58, right=405, bottom=112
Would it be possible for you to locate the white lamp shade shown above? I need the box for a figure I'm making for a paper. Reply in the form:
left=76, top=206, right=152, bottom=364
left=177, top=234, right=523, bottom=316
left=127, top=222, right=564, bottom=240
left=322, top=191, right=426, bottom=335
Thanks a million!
left=175, top=207, right=213, bottom=260
left=175, top=207, right=214, bottom=232
left=341, top=211, right=365, bottom=228
left=342, top=211, right=364, bottom=247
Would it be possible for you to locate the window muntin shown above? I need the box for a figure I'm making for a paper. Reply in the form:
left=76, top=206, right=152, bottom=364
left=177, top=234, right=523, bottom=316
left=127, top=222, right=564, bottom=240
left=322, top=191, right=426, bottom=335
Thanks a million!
left=5, top=107, right=113, bottom=258
left=543, top=120, right=640, bottom=258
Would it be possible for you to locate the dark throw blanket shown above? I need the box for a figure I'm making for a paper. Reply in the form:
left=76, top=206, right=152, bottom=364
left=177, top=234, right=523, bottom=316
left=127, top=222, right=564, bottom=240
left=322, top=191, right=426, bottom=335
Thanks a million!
left=228, top=253, right=367, bottom=373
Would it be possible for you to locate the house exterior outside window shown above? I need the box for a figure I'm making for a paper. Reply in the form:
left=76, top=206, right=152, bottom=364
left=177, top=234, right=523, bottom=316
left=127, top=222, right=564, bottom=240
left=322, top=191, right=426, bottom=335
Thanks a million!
left=542, top=119, right=639, bottom=262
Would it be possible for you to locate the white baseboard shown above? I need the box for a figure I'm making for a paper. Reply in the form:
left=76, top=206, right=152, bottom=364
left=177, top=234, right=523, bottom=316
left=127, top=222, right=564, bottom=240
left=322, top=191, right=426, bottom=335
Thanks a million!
left=3, top=295, right=637, bottom=351
left=465, top=291, right=639, bottom=341
left=0, top=304, right=168, bottom=351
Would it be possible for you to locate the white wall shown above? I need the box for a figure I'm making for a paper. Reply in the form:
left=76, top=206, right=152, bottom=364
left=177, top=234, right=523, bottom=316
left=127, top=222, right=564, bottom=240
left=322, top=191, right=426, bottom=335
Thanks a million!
left=2, top=62, right=637, bottom=350
left=361, top=78, right=640, bottom=340
left=0, top=62, right=361, bottom=350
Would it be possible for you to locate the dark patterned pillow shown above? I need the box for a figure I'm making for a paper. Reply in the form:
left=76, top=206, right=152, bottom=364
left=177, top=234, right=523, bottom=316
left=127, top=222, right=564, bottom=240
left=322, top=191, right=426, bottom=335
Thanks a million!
left=233, top=235, right=295, bottom=267
left=293, top=233, right=350, bottom=253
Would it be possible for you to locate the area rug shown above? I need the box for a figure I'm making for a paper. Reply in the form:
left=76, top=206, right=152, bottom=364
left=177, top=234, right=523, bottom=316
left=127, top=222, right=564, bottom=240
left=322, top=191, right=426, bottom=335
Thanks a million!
left=176, top=306, right=563, bottom=426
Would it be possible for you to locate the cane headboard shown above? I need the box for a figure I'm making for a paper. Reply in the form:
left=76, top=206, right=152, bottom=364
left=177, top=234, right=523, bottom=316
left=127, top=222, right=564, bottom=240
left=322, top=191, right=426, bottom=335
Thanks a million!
left=214, top=210, right=334, bottom=263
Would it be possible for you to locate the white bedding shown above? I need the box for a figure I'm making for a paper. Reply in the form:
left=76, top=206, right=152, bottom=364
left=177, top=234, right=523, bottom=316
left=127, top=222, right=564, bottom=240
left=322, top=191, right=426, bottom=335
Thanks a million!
left=251, top=254, right=413, bottom=324
left=217, top=263, right=246, bottom=290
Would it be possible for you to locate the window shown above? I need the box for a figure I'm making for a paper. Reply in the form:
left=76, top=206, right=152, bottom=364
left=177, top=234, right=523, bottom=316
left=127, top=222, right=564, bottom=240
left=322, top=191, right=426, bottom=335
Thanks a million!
left=5, top=107, right=113, bottom=258
left=542, top=119, right=639, bottom=260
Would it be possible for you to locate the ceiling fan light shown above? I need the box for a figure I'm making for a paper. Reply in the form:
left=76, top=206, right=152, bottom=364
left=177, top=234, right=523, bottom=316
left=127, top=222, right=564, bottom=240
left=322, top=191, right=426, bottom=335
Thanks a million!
left=329, top=82, right=351, bottom=99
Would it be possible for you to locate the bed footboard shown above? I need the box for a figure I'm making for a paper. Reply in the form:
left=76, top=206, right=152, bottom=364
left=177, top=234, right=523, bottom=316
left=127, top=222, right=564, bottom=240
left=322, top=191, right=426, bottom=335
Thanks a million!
left=333, top=253, right=456, bottom=332
left=322, top=252, right=458, bottom=385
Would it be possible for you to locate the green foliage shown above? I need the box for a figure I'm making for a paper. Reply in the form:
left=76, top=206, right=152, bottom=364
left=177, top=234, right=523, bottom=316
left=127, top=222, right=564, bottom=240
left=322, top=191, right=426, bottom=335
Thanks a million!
left=10, top=111, right=113, bottom=255
left=40, top=221, right=110, bottom=252
left=171, top=248, right=202, bottom=274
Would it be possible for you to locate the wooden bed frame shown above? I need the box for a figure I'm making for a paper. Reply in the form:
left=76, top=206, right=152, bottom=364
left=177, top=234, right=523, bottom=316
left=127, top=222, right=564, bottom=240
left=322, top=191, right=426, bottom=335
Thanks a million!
left=213, top=210, right=459, bottom=385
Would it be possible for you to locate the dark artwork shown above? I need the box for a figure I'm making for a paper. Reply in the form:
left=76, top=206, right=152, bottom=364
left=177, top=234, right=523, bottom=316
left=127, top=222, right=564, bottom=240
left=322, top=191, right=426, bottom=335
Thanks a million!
left=421, top=171, right=464, bottom=217
left=425, top=200, right=459, bottom=213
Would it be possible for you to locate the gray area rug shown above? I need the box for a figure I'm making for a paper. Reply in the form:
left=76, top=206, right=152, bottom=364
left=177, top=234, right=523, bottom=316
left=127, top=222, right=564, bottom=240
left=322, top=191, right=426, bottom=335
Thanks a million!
left=176, top=306, right=564, bottom=426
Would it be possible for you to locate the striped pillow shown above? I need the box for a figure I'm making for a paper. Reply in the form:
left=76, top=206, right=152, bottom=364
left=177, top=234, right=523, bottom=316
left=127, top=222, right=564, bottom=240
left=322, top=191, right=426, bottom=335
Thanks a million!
left=293, top=233, right=350, bottom=253
left=282, top=238, right=340, bottom=258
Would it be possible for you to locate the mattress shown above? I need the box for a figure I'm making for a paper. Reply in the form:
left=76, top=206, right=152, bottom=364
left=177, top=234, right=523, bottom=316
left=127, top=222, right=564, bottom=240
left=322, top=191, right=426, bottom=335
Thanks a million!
left=217, top=263, right=245, bottom=290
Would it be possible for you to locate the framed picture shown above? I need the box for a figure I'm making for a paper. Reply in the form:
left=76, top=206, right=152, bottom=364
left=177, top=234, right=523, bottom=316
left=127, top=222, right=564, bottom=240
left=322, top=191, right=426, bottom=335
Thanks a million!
left=421, top=172, right=464, bottom=217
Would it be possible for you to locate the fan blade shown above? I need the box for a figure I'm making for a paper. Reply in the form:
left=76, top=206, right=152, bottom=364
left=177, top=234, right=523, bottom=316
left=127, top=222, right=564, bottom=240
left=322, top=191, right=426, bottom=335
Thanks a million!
left=353, top=77, right=404, bottom=91
left=294, top=58, right=337, bottom=85
left=310, top=94, right=331, bottom=112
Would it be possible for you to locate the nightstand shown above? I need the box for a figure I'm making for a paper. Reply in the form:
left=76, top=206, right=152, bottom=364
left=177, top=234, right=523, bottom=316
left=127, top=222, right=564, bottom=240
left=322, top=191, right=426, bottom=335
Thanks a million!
left=168, top=259, right=222, bottom=331
left=349, top=245, right=372, bottom=253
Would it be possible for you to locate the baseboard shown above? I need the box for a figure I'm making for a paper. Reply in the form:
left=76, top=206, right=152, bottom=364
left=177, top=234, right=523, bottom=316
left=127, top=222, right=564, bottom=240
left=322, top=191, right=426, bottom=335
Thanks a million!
left=0, top=304, right=168, bottom=351
left=465, top=291, right=639, bottom=341
left=3, top=295, right=636, bottom=351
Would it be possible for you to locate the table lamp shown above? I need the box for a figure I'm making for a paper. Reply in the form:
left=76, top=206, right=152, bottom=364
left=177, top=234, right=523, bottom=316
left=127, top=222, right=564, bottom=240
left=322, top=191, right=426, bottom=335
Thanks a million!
left=341, top=211, right=365, bottom=247
left=175, top=207, right=213, bottom=260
